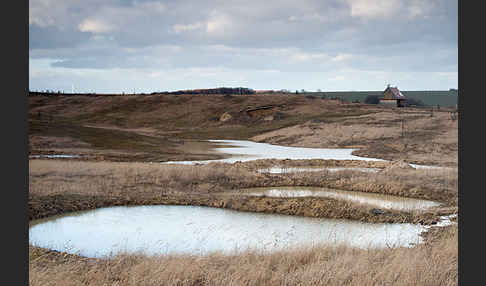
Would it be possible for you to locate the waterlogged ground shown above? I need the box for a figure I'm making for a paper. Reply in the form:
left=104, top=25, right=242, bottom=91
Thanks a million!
left=30, top=154, right=81, bottom=159
left=239, top=187, right=441, bottom=211
left=257, top=166, right=381, bottom=174
left=28, top=140, right=456, bottom=261
left=29, top=205, right=427, bottom=258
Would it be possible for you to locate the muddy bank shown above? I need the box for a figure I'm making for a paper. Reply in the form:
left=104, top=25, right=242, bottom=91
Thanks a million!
left=239, top=187, right=441, bottom=211
left=238, top=173, right=457, bottom=206
left=235, top=158, right=390, bottom=169
left=29, top=159, right=457, bottom=212
left=29, top=192, right=443, bottom=226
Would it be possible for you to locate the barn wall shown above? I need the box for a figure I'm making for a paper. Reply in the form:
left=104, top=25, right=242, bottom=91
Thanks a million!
left=380, top=99, right=397, bottom=105
left=383, top=90, right=395, bottom=100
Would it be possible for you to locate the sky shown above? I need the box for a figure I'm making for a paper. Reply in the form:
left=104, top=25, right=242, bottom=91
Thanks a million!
left=29, top=0, right=458, bottom=93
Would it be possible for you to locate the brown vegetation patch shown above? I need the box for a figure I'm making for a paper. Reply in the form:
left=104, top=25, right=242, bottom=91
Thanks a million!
left=252, top=109, right=457, bottom=167
left=29, top=160, right=456, bottom=224
left=29, top=95, right=379, bottom=162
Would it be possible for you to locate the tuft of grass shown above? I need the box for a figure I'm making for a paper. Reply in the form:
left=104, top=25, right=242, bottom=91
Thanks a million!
left=29, top=159, right=456, bottom=225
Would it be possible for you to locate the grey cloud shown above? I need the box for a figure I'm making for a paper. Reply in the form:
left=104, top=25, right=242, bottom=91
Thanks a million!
left=29, top=0, right=458, bottom=91
left=29, top=25, right=92, bottom=49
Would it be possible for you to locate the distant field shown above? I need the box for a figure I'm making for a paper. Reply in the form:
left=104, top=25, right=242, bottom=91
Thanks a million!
left=29, top=89, right=458, bottom=107
left=312, top=90, right=458, bottom=107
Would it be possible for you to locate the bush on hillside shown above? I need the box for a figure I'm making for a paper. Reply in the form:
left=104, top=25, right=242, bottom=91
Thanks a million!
left=364, top=95, right=380, bottom=104
left=406, top=98, right=425, bottom=106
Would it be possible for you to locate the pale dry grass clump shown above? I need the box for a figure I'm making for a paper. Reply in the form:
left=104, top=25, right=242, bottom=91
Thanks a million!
left=265, top=165, right=457, bottom=204
left=29, top=159, right=457, bottom=206
left=29, top=226, right=457, bottom=286
left=252, top=122, right=400, bottom=148
left=327, top=167, right=458, bottom=205
left=29, top=160, right=260, bottom=197
left=251, top=109, right=447, bottom=148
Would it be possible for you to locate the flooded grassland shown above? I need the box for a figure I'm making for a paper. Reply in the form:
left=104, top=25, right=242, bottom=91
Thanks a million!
left=28, top=158, right=458, bottom=285
left=28, top=96, right=458, bottom=285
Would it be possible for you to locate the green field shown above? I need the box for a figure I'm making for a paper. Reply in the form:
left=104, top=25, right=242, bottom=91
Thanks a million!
left=311, top=90, right=458, bottom=107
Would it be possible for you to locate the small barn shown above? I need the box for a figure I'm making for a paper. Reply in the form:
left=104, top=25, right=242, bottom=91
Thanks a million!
left=380, top=85, right=407, bottom=107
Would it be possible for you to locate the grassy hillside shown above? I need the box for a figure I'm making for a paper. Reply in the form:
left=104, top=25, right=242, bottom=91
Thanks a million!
left=28, top=92, right=458, bottom=166
left=28, top=94, right=376, bottom=162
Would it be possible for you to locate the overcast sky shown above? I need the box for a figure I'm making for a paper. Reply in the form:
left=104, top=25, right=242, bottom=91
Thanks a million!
left=29, top=0, right=458, bottom=93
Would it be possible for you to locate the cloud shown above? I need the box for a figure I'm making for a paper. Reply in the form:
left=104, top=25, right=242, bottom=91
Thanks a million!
left=346, top=0, right=402, bottom=19
left=29, top=0, right=458, bottom=92
left=346, top=0, right=438, bottom=21
left=332, top=53, right=353, bottom=62
left=29, top=0, right=68, bottom=27
left=292, top=52, right=329, bottom=62
left=78, top=19, right=114, bottom=33
left=172, top=22, right=204, bottom=33
left=205, top=11, right=233, bottom=35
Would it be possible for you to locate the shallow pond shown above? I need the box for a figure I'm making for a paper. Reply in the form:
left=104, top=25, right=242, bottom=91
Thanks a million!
left=164, top=140, right=385, bottom=164
left=30, top=154, right=81, bottom=159
left=29, top=205, right=426, bottom=258
left=164, top=140, right=454, bottom=171
left=257, top=166, right=381, bottom=174
left=409, top=164, right=454, bottom=171
left=239, top=187, right=441, bottom=211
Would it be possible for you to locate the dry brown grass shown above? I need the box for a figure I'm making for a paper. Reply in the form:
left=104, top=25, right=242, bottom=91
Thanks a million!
left=326, top=167, right=458, bottom=206
left=29, top=160, right=260, bottom=197
left=28, top=159, right=458, bottom=285
left=28, top=159, right=457, bottom=233
left=252, top=121, right=400, bottom=147
left=28, top=95, right=377, bottom=162
left=29, top=159, right=457, bottom=205
left=252, top=109, right=458, bottom=167
left=28, top=96, right=458, bottom=285
left=29, top=226, right=457, bottom=286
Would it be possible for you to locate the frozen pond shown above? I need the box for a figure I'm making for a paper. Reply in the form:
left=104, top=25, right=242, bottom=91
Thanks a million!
left=257, top=166, right=381, bottom=174
left=409, top=164, right=454, bottom=171
left=30, top=154, right=81, bottom=159
left=164, top=140, right=386, bottom=165
left=240, top=187, right=441, bottom=211
left=29, top=205, right=427, bottom=258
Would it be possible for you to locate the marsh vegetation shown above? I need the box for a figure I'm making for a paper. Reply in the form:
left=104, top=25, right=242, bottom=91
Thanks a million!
left=29, top=94, right=458, bottom=285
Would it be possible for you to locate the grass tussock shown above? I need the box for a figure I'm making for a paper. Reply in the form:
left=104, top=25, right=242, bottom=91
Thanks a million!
left=29, top=160, right=458, bottom=199
left=29, top=160, right=259, bottom=197
left=29, top=159, right=457, bottom=206
left=29, top=226, right=457, bottom=286
left=29, top=159, right=457, bottom=202
left=29, top=159, right=456, bottom=226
